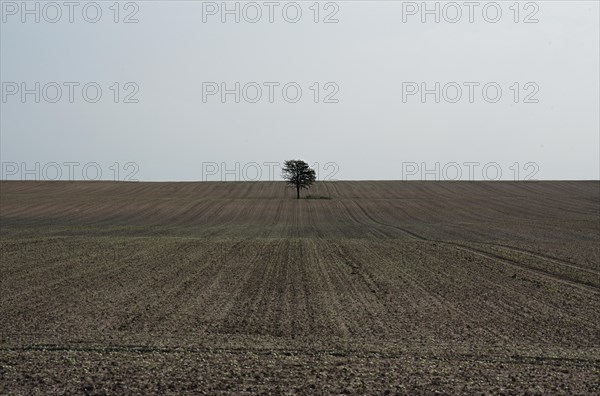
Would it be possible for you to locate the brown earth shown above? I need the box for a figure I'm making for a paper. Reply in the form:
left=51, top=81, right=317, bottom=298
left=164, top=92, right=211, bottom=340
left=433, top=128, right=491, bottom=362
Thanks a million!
left=1, top=181, right=599, bottom=394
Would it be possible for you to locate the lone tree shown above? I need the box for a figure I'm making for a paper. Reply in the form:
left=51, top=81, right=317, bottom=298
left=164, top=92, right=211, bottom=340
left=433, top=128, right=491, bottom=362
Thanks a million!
left=282, top=160, right=316, bottom=199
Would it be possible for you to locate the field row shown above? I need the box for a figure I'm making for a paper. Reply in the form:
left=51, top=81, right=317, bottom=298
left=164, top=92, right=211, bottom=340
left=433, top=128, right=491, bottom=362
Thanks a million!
left=2, top=237, right=598, bottom=348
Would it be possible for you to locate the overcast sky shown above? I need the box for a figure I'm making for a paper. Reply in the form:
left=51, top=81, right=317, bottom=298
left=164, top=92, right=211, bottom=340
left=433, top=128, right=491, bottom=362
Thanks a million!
left=1, top=1, right=598, bottom=181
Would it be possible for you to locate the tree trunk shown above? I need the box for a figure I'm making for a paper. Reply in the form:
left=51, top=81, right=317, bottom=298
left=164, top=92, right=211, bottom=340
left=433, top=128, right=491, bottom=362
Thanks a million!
left=296, top=185, right=300, bottom=199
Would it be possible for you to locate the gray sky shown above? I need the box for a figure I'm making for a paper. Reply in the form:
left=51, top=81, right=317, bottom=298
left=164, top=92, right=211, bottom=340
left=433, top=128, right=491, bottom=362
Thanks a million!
left=1, top=1, right=599, bottom=181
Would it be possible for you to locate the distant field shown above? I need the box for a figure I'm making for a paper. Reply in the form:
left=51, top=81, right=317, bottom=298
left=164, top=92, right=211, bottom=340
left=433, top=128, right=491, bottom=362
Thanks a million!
left=1, top=181, right=599, bottom=394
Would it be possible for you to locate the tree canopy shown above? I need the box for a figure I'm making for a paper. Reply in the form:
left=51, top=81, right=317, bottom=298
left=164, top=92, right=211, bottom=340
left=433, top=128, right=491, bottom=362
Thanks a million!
left=282, top=160, right=316, bottom=199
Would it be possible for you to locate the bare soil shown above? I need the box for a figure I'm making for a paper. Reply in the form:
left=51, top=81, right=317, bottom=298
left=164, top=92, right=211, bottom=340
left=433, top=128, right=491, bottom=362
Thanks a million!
left=1, top=181, right=599, bottom=394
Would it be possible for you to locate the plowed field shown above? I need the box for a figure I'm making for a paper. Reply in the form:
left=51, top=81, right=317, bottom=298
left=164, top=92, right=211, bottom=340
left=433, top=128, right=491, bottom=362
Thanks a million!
left=1, top=181, right=599, bottom=394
